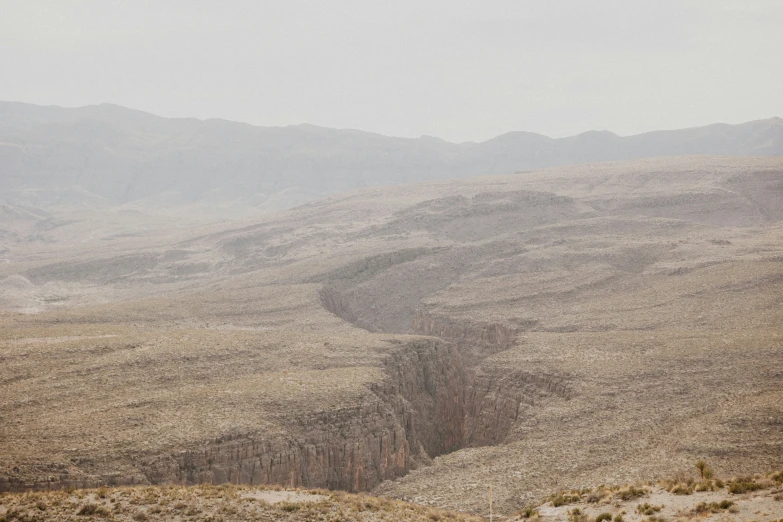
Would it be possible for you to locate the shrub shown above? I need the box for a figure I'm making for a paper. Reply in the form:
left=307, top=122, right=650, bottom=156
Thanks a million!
left=613, top=514, right=624, bottom=522
left=636, top=503, right=662, bottom=516
left=77, top=503, right=111, bottom=517
left=595, top=513, right=613, bottom=522
left=519, top=506, right=538, bottom=518
left=728, top=478, right=762, bottom=494
left=568, top=508, right=589, bottom=522
left=691, top=500, right=733, bottom=514
left=550, top=493, right=580, bottom=507
left=615, top=486, right=646, bottom=501
left=669, top=483, right=693, bottom=495
left=278, top=501, right=300, bottom=512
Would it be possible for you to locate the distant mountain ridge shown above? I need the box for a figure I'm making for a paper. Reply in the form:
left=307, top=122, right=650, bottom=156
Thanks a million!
left=1, top=101, right=781, bottom=212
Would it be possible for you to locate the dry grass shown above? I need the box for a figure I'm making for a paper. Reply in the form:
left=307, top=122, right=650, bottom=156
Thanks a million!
left=0, top=485, right=481, bottom=521
left=522, top=469, right=783, bottom=521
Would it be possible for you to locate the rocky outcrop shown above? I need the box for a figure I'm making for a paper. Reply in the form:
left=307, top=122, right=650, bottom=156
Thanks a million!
left=168, top=404, right=412, bottom=492
left=160, top=339, right=468, bottom=492
left=313, top=249, right=436, bottom=285
left=411, top=309, right=570, bottom=447
left=144, top=339, right=469, bottom=492
left=464, top=370, right=572, bottom=446
left=412, top=308, right=534, bottom=357
left=319, top=286, right=377, bottom=332
left=0, top=303, right=561, bottom=494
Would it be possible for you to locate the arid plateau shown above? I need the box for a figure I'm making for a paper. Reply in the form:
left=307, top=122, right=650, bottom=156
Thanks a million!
left=1, top=151, right=782, bottom=520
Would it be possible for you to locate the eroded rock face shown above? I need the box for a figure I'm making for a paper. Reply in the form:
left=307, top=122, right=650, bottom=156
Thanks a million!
left=156, top=330, right=558, bottom=493
left=168, top=407, right=411, bottom=492
left=412, top=309, right=525, bottom=357
left=0, top=301, right=539, bottom=494
left=159, top=339, right=469, bottom=492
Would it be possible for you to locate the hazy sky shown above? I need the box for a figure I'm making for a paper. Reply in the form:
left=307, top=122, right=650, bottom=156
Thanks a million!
left=1, top=0, right=782, bottom=142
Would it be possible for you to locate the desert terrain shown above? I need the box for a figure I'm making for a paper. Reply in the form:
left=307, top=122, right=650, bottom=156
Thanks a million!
left=1, top=155, right=782, bottom=519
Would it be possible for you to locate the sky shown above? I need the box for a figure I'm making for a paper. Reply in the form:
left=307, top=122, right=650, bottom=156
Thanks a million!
left=1, top=0, right=782, bottom=142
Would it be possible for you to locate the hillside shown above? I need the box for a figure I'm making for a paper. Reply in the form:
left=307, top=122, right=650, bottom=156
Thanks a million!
left=0, top=156, right=781, bottom=517
left=1, top=101, right=781, bottom=213
left=0, top=484, right=481, bottom=521
left=1, top=470, right=781, bottom=521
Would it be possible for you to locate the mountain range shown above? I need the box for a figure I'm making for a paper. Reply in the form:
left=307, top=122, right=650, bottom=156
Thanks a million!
left=1, top=101, right=781, bottom=212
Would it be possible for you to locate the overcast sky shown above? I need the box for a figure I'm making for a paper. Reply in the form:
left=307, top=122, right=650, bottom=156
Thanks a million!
left=1, top=0, right=781, bottom=142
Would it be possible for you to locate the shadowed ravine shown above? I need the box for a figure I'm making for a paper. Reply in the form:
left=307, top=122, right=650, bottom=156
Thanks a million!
left=159, top=286, right=546, bottom=493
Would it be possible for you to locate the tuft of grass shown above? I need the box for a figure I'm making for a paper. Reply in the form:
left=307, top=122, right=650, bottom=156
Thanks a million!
left=636, top=503, right=663, bottom=516
left=277, top=501, right=301, bottom=512
left=595, top=512, right=613, bottom=522
left=691, top=499, right=734, bottom=514
left=586, top=488, right=611, bottom=503
left=669, top=483, right=693, bottom=495
left=549, top=492, right=581, bottom=507
left=77, top=502, right=111, bottom=517
left=728, top=477, right=763, bottom=494
left=695, top=460, right=714, bottom=480
left=519, top=506, right=539, bottom=519
left=614, top=485, right=647, bottom=501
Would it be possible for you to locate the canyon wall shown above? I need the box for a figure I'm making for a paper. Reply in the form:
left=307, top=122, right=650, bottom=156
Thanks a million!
left=164, top=339, right=468, bottom=492
left=0, top=339, right=470, bottom=493
left=2, top=292, right=563, bottom=493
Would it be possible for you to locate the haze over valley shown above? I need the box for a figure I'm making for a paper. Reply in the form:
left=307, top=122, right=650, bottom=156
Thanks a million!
left=2, top=101, right=782, bottom=215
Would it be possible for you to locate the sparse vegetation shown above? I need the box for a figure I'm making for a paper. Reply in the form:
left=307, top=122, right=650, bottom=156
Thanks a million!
left=76, top=502, right=111, bottom=517
left=549, top=491, right=583, bottom=507
left=0, top=484, right=481, bottom=521
left=2, top=158, right=783, bottom=521
left=614, top=486, right=647, bottom=501
left=519, top=505, right=539, bottom=518
left=690, top=499, right=734, bottom=514
left=636, top=502, right=663, bottom=516
left=728, top=477, right=764, bottom=494
left=695, top=460, right=713, bottom=480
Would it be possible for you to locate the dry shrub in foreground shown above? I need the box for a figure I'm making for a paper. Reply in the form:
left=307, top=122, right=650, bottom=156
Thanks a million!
left=0, top=484, right=481, bottom=522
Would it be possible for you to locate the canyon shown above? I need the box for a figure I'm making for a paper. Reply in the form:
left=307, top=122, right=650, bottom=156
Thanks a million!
left=1, top=156, right=782, bottom=517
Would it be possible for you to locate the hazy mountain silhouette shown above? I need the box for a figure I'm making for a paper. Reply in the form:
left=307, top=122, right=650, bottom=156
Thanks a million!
left=1, top=101, right=781, bottom=211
